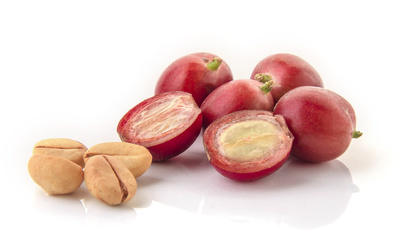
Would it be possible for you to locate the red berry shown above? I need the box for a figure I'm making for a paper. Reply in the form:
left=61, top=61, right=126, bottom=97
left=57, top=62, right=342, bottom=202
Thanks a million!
left=203, top=110, right=294, bottom=181
left=117, top=91, right=202, bottom=161
left=251, top=53, right=323, bottom=102
left=273, top=86, right=362, bottom=163
left=155, top=52, right=233, bottom=106
left=200, top=79, right=274, bottom=129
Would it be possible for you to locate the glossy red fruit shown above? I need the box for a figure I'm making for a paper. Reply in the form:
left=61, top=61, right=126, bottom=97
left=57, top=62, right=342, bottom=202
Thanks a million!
left=155, top=52, right=233, bottom=106
left=203, top=110, right=294, bottom=181
left=273, top=86, right=363, bottom=163
left=251, top=53, right=324, bottom=103
left=117, top=91, right=202, bottom=161
left=200, top=79, right=274, bottom=129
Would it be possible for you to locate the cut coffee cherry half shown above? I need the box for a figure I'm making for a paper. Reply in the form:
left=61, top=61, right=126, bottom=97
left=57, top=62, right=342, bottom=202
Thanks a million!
left=203, top=110, right=294, bottom=181
left=117, top=91, right=202, bottom=161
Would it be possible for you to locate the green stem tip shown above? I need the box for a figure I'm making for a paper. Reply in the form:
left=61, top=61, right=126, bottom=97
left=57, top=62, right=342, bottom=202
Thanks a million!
left=352, top=130, right=363, bottom=139
left=207, top=57, right=222, bottom=71
left=254, top=73, right=272, bottom=83
left=255, top=73, right=274, bottom=94
left=260, top=81, right=273, bottom=94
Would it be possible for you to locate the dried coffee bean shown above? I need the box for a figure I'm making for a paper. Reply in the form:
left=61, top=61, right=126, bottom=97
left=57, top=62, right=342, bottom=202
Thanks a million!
left=28, top=154, right=84, bottom=195
left=84, top=155, right=137, bottom=206
left=84, top=142, right=152, bottom=177
left=33, top=138, right=87, bottom=168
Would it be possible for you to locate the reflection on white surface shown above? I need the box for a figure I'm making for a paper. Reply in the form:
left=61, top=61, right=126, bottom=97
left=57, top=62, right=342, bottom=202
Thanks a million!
left=31, top=181, right=138, bottom=227
left=27, top=136, right=359, bottom=230
left=79, top=194, right=137, bottom=227
left=132, top=136, right=359, bottom=229
left=30, top=185, right=86, bottom=227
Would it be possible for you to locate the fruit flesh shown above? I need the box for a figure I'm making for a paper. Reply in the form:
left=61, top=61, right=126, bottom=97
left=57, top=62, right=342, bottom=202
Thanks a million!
left=121, top=93, right=200, bottom=147
left=146, top=113, right=202, bottom=161
left=127, top=95, right=199, bottom=143
left=217, top=120, right=282, bottom=162
left=117, top=91, right=202, bottom=161
left=203, top=110, right=294, bottom=181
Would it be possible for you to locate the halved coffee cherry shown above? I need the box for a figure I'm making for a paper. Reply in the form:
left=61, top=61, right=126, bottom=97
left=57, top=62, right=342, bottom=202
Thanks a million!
left=203, top=110, right=293, bottom=181
left=117, top=91, right=202, bottom=161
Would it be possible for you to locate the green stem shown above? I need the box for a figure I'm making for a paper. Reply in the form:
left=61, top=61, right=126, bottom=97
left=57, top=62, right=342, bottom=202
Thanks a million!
left=254, top=73, right=272, bottom=83
left=255, top=73, right=274, bottom=94
left=207, top=57, right=222, bottom=71
left=260, top=81, right=273, bottom=94
left=352, top=130, right=363, bottom=138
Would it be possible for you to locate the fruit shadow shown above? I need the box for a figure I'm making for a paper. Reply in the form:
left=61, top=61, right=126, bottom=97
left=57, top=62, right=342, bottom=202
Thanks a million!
left=136, top=138, right=359, bottom=229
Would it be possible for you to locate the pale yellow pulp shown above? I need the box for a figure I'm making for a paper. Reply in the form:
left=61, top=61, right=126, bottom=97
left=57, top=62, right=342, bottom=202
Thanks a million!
left=217, top=120, right=281, bottom=162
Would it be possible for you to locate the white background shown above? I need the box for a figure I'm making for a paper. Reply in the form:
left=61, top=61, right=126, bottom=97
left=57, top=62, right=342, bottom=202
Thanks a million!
left=1, top=0, right=399, bottom=248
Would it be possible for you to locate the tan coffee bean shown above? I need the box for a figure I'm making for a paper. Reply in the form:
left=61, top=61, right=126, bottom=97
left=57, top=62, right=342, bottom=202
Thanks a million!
left=83, top=142, right=152, bottom=178
left=33, top=138, right=87, bottom=168
left=28, top=154, right=84, bottom=195
left=84, top=155, right=137, bottom=206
